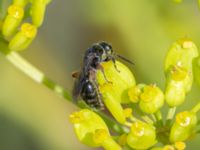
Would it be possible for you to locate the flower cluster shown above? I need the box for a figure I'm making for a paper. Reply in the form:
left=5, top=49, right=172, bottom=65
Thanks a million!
left=70, top=38, right=200, bottom=150
left=0, top=0, right=51, bottom=51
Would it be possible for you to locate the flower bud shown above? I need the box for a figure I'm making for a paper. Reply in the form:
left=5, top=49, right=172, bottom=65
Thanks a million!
left=174, top=141, right=186, bottom=150
left=69, top=109, right=109, bottom=147
left=164, top=38, right=198, bottom=107
left=96, top=60, right=136, bottom=123
left=139, top=84, right=164, bottom=114
left=170, top=111, right=197, bottom=143
left=126, top=121, right=157, bottom=149
left=69, top=109, right=121, bottom=150
left=99, top=86, right=126, bottom=124
left=123, top=108, right=133, bottom=118
left=164, top=38, right=198, bottom=73
left=97, top=61, right=136, bottom=104
left=101, top=136, right=122, bottom=150
left=9, top=23, right=37, bottom=51
left=165, top=65, right=193, bottom=107
left=2, top=4, right=24, bottom=37
left=165, top=66, right=186, bottom=107
left=128, top=84, right=145, bottom=103
left=30, top=0, right=51, bottom=27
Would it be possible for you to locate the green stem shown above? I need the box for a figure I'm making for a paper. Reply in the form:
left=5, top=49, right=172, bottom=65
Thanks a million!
left=6, top=52, right=72, bottom=100
left=166, top=107, right=176, bottom=120
left=155, top=111, right=163, bottom=127
left=0, top=39, right=126, bottom=135
left=151, top=114, right=157, bottom=122
left=130, top=116, right=138, bottom=122
left=166, top=107, right=176, bottom=126
left=191, top=102, right=200, bottom=113
left=141, top=115, right=154, bottom=124
left=124, top=121, right=132, bottom=127
left=155, top=111, right=162, bottom=121
left=130, top=115, right=154, bottom=125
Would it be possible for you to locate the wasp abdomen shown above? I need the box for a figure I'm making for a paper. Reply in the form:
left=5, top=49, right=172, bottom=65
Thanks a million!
left=81, top=81, right=97, bottom=99
left=80, top=80, right=103, bottom=109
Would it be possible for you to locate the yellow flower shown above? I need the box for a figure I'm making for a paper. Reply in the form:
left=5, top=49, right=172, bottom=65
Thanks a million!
left=2, top=4, right=24, bottom=37
left=170, top=111, right=197, bottom=142
left=139, top=84, right=164, bottom=114
left=164, top=38, right=198, bottom=73
left=174, top=141, right=186, bottom=150
left=96, top=60, right=136, bottom=124
left=9, top=23, right=37, bottom=51
left=128, top=85, right=142, bottom=103
left=30, top=0, right=51, bottom=27
left=164, top=38, right=199, bottom=107
left=69, top=109, right=121, bottom=150
left=126, top=121, right=157, bottom=149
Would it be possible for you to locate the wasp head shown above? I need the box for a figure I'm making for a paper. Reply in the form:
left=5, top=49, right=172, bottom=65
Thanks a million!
left=94, top=41, right=113, bottom=61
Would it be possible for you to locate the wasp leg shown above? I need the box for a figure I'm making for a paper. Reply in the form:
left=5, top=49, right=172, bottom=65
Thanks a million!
left=91, top=80, right=104, bottom=110
left=96, top=64, right=112, bottom=83
left=111, top=57, right=120, bottom=73
left=96, top=94, right=104, bottom=110
left=88, top=69, right=96, bottom=81
left=86, top=99, right=98, bottom=104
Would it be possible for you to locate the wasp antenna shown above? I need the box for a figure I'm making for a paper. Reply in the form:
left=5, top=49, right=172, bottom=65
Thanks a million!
left=116, top=54, right=134, bottom=65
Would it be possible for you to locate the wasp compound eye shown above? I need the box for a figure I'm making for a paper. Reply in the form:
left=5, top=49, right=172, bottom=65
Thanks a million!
left=99, top=42, right=113, bottom=53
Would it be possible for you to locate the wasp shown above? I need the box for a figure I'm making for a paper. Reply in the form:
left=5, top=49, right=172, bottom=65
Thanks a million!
left=72, top=42, right=134, bottom=109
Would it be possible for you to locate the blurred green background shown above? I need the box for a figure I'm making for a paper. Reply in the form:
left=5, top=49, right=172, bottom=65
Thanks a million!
left=1, top=0, right=200, bottom=149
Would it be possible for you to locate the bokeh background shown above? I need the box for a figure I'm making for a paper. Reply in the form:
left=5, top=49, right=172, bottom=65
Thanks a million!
left=1, top=0, right=200, bottom=149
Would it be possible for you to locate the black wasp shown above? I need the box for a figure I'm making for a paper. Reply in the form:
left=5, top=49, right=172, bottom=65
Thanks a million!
left=72, top=42, right=134, bottom=109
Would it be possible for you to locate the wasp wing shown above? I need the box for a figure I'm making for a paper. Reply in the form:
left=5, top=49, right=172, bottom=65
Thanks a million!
left=72, top=48, right=97, bottom=101
left=72, top=72, right=86, bottom=101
